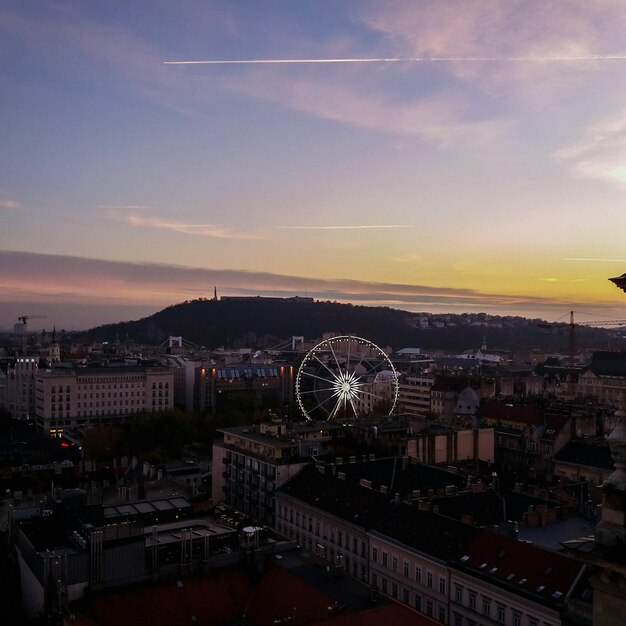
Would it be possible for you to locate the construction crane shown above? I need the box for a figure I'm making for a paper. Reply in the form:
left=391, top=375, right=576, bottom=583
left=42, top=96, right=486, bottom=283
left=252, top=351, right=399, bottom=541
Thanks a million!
left=539, top=311, right=626, bottom=394
left=16, top=314, right=47, bottom=356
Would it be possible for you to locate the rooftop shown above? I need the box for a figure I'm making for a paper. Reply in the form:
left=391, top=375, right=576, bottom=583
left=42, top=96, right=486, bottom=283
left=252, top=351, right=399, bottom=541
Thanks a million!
left=370, top=502, right=476, bottom=561
left=278, top=465, right=395, bottom=529
left=553, top=440, right=615, bottom=471
left=454, top=529, right=585, bottom=607
left=331, top=457, right=467, bottom=496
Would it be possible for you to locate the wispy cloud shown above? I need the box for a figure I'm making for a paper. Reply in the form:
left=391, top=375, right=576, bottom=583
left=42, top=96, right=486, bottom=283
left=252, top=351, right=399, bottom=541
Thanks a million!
left=0, top=250, right=615, bottom=315
left=359, top=0, right=626, bottom=87
left=0, top=199, right=23, bottom=210
left=556, top=108, right=626, bottom=186
left=96, top=204, right=151, bottom=211
left=125, top=214, right=264, bottom=240
left=390, top=253, right=425, bottom=264
left=0, top=4, right=509, bottom=145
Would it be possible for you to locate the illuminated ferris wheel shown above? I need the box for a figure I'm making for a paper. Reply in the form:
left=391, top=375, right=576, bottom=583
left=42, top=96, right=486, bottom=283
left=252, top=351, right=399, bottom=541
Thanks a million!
left=295, top=335, right=399, bottom=422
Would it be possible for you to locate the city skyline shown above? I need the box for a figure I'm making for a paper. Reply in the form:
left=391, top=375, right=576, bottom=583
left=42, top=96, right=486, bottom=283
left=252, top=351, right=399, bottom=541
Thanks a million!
left=2, top=1, right=626, bottom=329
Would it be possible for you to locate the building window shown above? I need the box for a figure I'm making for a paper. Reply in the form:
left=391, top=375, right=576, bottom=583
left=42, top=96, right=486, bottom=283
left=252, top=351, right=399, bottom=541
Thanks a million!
left=455, top=585, right=463, bottom=603
left=381, top=578, right=388, bottom=594
left=497, top=604, right=506, bottom=623
left=414, top=593, right=421, bottom=612
left=439, top=606, right=446, bottom=623
left=483, top=597, right=491, bottom=617
left=469, top=591, right=476, bottom=610
left=403, top=561, right=409, bottom=577
left=403, top=588, right=409, bottom=604
left=391, top=583, right=398, bottom=599
left=439, top=577, right=446, bottom=594
left=427, top=572, right=433, bottom=588
left=392, top=556, right=398, bottom=572
left=415, top=566, right=422, bottom=583
left=426, top=600, right=433, bottom=617
left=454, top=613, right=463, bottom=626
left=513, top=611, right=522, bottom=626
left=382, top=552, right=388, bottom=568
left=372, top=547, right=378, bottom=563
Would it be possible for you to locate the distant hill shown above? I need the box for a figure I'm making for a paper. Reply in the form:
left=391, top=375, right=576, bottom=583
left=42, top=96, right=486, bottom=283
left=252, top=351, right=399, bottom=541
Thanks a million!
left=79, top=298, right=626, bottom=355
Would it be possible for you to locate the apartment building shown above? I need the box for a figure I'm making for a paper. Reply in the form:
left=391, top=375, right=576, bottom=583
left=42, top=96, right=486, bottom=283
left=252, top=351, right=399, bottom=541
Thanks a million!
left=277, top=465, right=392, bottom=582
left=0, top=357, right=38, bottom=420
left=212, top=421, right=344, bottom=525
left=449, top=529, right=587, bottom=626
left=276, top=467, right=590, bottom=626
left=34, top=366, right=173, bottom=435
left=398, top=373, right=435, bottom=414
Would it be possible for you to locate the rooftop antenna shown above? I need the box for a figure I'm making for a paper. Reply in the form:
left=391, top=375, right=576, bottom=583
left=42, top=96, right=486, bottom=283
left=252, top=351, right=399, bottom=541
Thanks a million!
left=213, top=286, right=218, bottom=301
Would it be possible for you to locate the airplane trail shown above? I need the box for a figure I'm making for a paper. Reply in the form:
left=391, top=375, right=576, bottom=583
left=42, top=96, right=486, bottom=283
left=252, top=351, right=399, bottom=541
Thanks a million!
left=163, top=54, right=626, bottom=65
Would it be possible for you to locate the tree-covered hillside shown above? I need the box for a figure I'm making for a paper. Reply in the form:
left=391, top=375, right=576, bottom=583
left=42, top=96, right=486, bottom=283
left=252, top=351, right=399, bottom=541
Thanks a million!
left=80, top=298, right=626, bottom=354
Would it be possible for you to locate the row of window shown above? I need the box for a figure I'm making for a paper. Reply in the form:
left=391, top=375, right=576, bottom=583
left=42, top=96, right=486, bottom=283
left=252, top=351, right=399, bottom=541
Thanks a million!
left=279, top=505, right=366, bottom=558
left=278, top=500, right=555, bottom=626
left=371, top=572, right=447, bottom=623
left=454, top=584, right=542, bottom=626
left=372, top=547, right=446, bottom=594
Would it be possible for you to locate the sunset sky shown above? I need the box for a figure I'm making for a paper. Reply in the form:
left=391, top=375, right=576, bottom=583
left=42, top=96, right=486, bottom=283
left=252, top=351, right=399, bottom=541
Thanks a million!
left=2, top=1, right=626, bottom=330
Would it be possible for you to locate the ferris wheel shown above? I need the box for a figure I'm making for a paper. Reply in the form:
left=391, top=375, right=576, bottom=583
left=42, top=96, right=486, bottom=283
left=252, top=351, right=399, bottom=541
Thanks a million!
left=295, top=335, right=399, bottom=422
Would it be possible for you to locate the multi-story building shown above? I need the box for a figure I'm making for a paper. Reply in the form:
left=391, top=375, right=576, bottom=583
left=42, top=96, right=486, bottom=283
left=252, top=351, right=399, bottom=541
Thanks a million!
left=479, top=400, right=596, bottom=475
left=277, top=465, right=392, bottom=582
left=0, top=357, right=39, bottom=420
left=450, top=529, right=589, bottom=626
left=276, top=469, right=589, bottom=626
left=431, top=377, right=472, bottom=422
left=406, top=425, right=494, bottom=466
left=576, top=351, right=626, bottom=409
left=212, top=420, right=344, bottom=525
left=34, top=366, right=173, bottom=435
left=10, top=495, right=237, bottom=620
left=398, top=373, right=435, bottom=414
left=198, top=363, right=294, bottom=415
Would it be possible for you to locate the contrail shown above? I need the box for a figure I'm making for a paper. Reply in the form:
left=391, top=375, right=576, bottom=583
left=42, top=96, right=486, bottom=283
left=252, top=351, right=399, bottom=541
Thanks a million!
left=277, top=224, right=413, bottom=230
left=564, top=257, right=626, bottom=262
left=163, top=54, right=626, bottom=65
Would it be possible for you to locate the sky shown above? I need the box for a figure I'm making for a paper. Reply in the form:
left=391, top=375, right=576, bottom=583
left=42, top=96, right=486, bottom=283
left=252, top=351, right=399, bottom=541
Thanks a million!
left=2, top=0, right=626, bottom=330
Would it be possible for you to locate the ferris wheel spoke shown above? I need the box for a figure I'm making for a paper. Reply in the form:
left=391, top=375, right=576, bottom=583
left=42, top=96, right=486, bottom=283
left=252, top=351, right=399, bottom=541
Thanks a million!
left=327, top=341, right=344, bottom=377
left=314, top=394, right=342, bottom=418
left=357, top=389, right=386, bottom=400
left=348, top=397, right=360, bottom=418
left=353, top=359, right=388, bottom=383
left=297, top=335, right=398, bottom=422
left=328, top=396, right=345, bottom=421
left=301, top=369, right=340, bottom=386
left=298, top=387, right=335, bottom=396
left=312, top=354, right=339, bottom=379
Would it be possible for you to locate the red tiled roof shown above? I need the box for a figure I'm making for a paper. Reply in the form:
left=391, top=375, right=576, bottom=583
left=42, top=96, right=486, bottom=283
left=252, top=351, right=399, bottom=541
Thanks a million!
left=246, top=563, right=337, bottom=626
left=456, top=529, right=583, bottom=602
left=86, top=567, right=250, bottom=626
left=78, top=563, right=339, bottom=626
left=479, top=402, right=543, bottom=426
left=311, top=603, right=439, bottom=626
